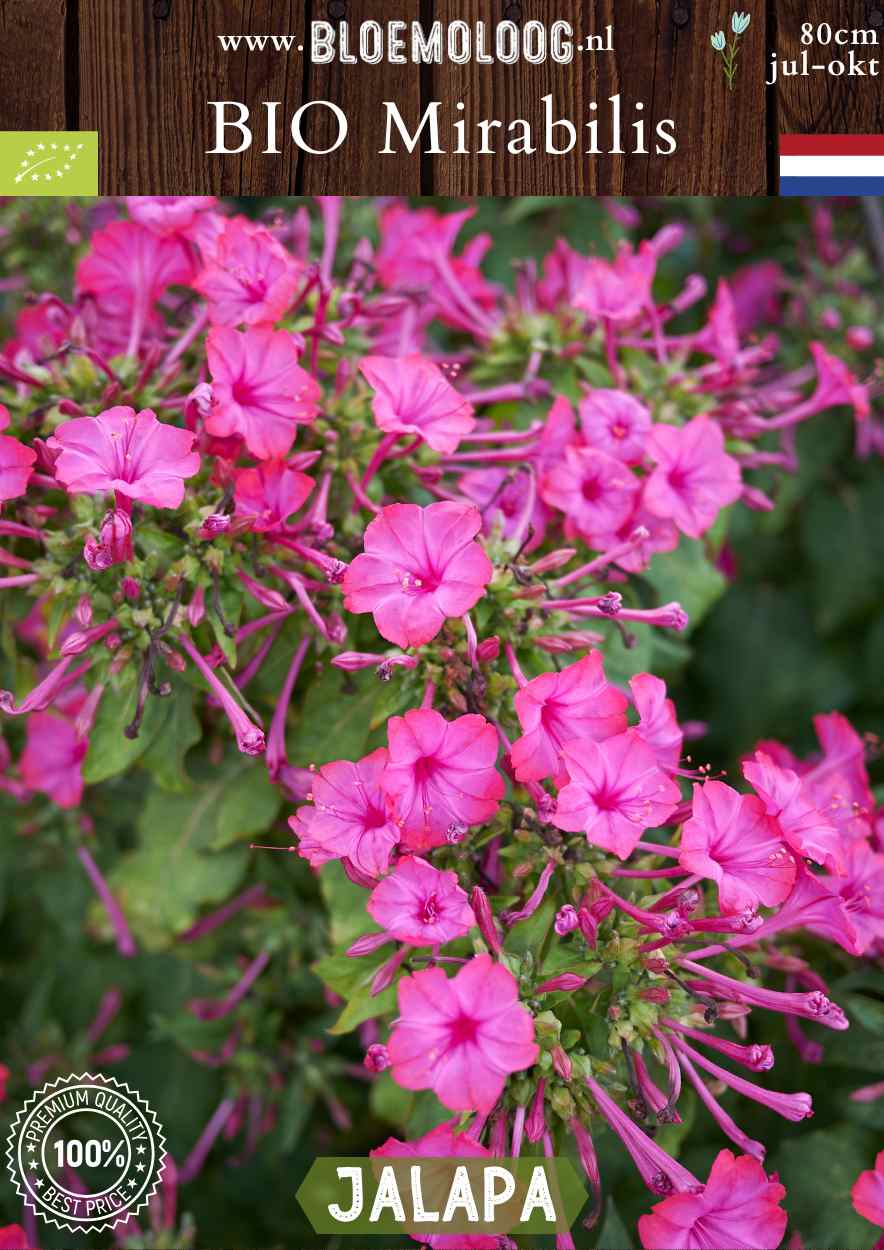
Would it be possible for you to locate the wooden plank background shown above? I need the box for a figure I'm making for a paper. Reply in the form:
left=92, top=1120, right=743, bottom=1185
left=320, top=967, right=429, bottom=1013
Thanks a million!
left=0, top=0, right=882, bottom=194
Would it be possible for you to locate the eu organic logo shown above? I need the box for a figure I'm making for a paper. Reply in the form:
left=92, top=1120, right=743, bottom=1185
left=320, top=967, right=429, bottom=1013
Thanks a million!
left=0, top=132, right=98, bottom=195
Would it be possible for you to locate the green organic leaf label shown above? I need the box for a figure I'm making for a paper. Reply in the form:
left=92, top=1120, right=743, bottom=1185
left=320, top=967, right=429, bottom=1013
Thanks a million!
left=296, top=1156, right=588, bottom=1235
left=0, top=132, right=98, bottom=194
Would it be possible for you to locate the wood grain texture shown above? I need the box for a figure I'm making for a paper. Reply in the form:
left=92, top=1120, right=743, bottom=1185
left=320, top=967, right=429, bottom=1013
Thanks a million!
left=775, top=0, right=884, bottom=181
left=0, top=0, right=68, bottom=131
left=79, top=0, right=305, bottom=194
left=3, top=0, right=884, bottom=194
left=299, top=0, right=423, bottom=194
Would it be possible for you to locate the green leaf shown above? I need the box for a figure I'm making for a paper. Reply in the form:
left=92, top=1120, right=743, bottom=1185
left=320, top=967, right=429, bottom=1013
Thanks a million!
left=370, top=1071, right=415, bottom=1130
left=140, top=685, right=202, bottom=791
left=212, top=764, right=281, bottom=847
left=644, top=537, right=727, bottom=632
left=505, top=897, right=556, bottom=957
left=289, top=669, right=379, bottom=768
left=769, top=1128, right=877, bottom=1249
left=328, top=983, right=397, bottom=1035
left=594, top=1199, right=635, bottom=1249
left=103, top=781, right=249, bottom=949
left=82, top=671, right=171, bottom=784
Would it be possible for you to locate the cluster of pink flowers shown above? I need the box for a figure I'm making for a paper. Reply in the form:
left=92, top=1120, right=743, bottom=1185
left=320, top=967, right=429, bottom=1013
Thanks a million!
left=0, top=195, right=881, bottom=1249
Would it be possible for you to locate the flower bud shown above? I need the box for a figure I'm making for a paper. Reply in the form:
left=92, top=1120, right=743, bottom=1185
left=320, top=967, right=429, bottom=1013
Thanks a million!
left=577, top=907, right=599, bottom=946
left=188, top=586, right=206, bottom=627
left=75, top=595, right=93, bottom=627
left=199, top=514, right=231, bottom=538
left=525, top=1079, right=547, bottom=1143
left=121, top=577, right=140, bottom=601
left=470, top=886, right=503, bottom=954
left=535, top=973, right=586, bottom=995
left=364, top=1043, right=390, bottom=1073
left=84, top=510, right=133, bottom=570
left=847, top=325, right=874, bottom=352
left=555, top=905, right=579, bottom=936
left=476, top=635, right=501, bottom=662
left=551, top=1045, right=573, bottom=1081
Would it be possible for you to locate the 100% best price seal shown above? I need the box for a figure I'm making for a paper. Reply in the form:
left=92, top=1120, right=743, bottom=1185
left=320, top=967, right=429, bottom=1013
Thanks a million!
left=6, top=1073, right=166, bottom=1234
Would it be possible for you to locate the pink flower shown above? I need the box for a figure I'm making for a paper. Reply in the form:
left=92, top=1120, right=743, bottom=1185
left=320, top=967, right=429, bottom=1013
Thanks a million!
left=541, top=446, right=639, bottom=546
left=510, top=651, right=628, bottom=785
left=630, top=673, right=683, bottom=771
left=574, top=241, right=657, bottom=325
left=579, top=389, right=652, bottom=465
left=359, top=355, right=475, bottom=454
left=643, top=415, right=742, bottom=539
left=206, top=326, right=320, bottom=459
left=638, top=1149, right=788, bottom=1250
left=805, top=711, right=875, bottom=842
left=0, top=1227, right=30, bottom=1250
left=342, top=503, right=493, bottom=649
left=48, top=407, right=200, bottom=509
left=194, top=217, right=302, bottom=327
left=852, top=1151, right=884, bottom=1231
left=812, top=839, right=884, bottom=955
left=460, top=467, right=549, bottom=551
left=75, top=219, right=193, bottom=355
left=380, top=709, right=503, bottom=851
left=366, top=856, right=475, bottom=945
left=552, top=730, right=681, bottom=859
left=387, top=954, right=538, bottom=1113
left=289, top=748, right=400, bottom=877
left=809, top=341, right=870, bottom=421
left=0, top=434, right=36, bottom=503
left=19, top=711, right=87, bottom=809
left=84, top=510, right=134, bottom=570
left=126, top=195, right=216, bottom=235
left=679, top=782, right=796, bottom=916
left=371, top=1121, right=497, bottom=1250
left=743, top=751, right=844, bottom=873
left=233, top=460, right=314, bottom=532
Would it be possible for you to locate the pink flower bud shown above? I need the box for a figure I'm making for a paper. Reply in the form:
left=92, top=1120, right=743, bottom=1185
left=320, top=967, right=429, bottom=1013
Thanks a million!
left=476, top=635, right=501, bottom=662
left=639, top=987, right=670, bottom=1003
left=332, top=651, right=386, bottom=672
left=84, top=510, right=133, bottom=570
left=471, top=886, right=503, bottom=954
left=551, top=1045, right=573, bottom=1081
left=347, top=931, right=391, bottom=958
left=555, top=905, right=579, bottom=936
left=820, top=307, right=842, bottom=331
left=528, top=548, right=578, bottom=574
left=121, top=577, right=140, bottom=601
left=199, top=514, right=231, bottom=538
left=577, top=907, right=599, bottom=946
left=188, top=586, right=206, bottom=627
left=535, top=973, right=586, bottom=995
left=75, top=596, right=93, bottom=627
left=364, top=1043, right=390, bottom=1073
left=525, top=1079, right=547, bottom=1143
left=847, top=325, right=874, bottom=351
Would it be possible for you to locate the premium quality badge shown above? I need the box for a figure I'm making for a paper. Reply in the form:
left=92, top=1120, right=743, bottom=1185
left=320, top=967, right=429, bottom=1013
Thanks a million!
left=6, top=1073, right=166, bottom=1235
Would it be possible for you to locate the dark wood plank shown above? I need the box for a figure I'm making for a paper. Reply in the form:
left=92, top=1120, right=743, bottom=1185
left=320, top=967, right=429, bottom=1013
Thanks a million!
left=299, top=0, right=423, bottom=194
left=0, top=0, right=68, bottom=131
left=774, top=0, right=884, bottom=170
left=429, top=0, right=768, bottom=196
left=622, top=0, right=769, bottom=195
left=79, top=0, right=305, bottom=194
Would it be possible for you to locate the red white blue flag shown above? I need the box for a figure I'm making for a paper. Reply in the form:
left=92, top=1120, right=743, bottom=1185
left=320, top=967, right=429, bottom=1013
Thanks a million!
left=780, top=135, right=884, bottom=196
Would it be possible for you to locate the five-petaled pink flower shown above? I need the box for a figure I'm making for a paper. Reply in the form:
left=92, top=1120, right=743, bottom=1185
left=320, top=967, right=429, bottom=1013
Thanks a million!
left=380, top=709, right=503, bottom=851
left=359, top=354, right=476, bottom=454
left=371, top=1121, right=497, bottom=1250
left=679, top=781, right=796, bottom=916
left=579, top=389, right=652, bottom=465
left=552, top=730, right=681, bottom=859
left=126, top=195, right=216, bottom=236
left=742, top=750, right=844, bottom=874
left=541, top=446, right=638, bottom=546
left=387, top=953, right=538, bottom=1113
left=206, top=326, right=320, bottom=459
left=194, top=217, right=303, bottom=327
left=48, top=407, right=200, bottom=509
left=643, top=415, right=742, bottom=539
left=510, top=651, right=628, bottom=785
left=638, top=1149, right=788, bottom=1250
left=20, top=711, right=87, bottom=809
left=0, top=434, right=36, bottom=504
left=289, top=747, right=400, bottom=878
left=342, top=502, right=493, bottom=649
left=574, top=241, right=657, bottom=325
left=366, top=856, right=475, bottom=946
left=233, top=460, right=314, bottom=533
left=630, top=672, right=683, bottom=771
left=852, top=1150, right=884, bottom=1232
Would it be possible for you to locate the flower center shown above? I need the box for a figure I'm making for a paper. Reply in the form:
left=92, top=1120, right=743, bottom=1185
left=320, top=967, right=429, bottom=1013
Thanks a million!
left=449, top=1013, right=479, bottom=1046
left=420, top=894, right=439, bottom=925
